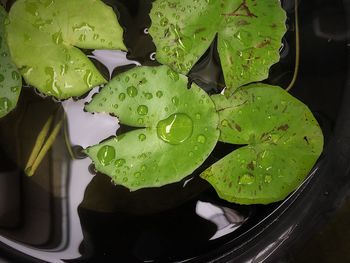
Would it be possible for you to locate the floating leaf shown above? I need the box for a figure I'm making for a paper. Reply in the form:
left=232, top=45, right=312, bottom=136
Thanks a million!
left=5, top=0, right=126, bottom=99
left=0, top=6, right=21, bottom=118
left=85, top=65, right=219, bottom=191
left=149, top=0, right=286, bottom=90
left=201, top=84, right=323, bottom=204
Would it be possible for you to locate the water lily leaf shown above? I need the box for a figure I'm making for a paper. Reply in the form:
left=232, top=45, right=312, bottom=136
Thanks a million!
left=149, top=0, right=286, bottom=90
left=201, top=84, right=324, bottom=204
left=0, top=6, right=21, bottom=118
left=5, top=0, right=126, bottom=99
left=85, top=65, right=219, bottom=191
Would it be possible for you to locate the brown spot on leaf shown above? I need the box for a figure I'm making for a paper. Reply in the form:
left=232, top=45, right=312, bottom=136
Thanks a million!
left=247, top=161, right=255, bottom=170
left=256, top=38, right=271, bottom=48
left=235, top=124, right=242, bottom=132
left=277, top=124, right=289, bottom=131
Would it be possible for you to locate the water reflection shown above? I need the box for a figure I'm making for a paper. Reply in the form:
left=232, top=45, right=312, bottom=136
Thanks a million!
left=195, top=201, right=248, bottom=241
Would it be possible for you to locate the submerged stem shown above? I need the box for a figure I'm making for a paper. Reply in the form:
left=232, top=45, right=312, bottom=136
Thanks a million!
left=286, top=0, right=300, bottom=92
left=26, top=119, right=63, bottom=176
left=25, top=116, right=53, bottom=171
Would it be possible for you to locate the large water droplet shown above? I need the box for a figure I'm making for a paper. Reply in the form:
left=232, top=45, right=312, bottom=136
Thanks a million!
left=97, top=145, right=116, bottom=166
left=157, top=113, right=193, bottom=145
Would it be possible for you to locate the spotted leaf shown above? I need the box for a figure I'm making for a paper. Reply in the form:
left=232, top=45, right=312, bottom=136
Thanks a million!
left=201, top=84, right=324, bottom=204
left=149, top=0, right=286, bottom=91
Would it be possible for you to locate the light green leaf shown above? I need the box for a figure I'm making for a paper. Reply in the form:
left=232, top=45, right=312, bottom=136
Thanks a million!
left=5, top=0, right=126, bottom=99
left=201, top=84, right=324, bottom=204
left=85, top=65, right=219, bottom=191
left=0, top=6, right=21, bottom=118
left=149, top=0, right=286, bottom=90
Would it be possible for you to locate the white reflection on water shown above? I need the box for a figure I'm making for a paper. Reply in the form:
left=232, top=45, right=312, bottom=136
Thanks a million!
left=195, top=201, right=247, bottom=240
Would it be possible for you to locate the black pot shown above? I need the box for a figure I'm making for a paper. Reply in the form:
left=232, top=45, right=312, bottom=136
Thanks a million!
left=0, top=0, right=349, bottom=262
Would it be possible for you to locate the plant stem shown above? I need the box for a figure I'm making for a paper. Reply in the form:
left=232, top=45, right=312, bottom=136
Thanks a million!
left=286, top=0, right=300, bottom=92
left=25, top=115, right=53, bottom=171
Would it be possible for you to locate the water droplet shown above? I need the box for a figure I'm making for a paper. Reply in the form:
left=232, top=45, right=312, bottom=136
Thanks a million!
left=167, top=69, right=180, bottom=81
left=264, top=174, right=272, bottom=183
left=127, top=86, right=138, bottom=97
left=0, top=97, right=11, bottom=113
left=115, top=158, right=126, bottom=167
left=162, top=46, right=170, bottom=52
left=239, top=174, right=255, bottom=185
left=155, top=11, right=163, bottom=18
left=134, top=172, right=141, bottom=178
left=12, top=71, right=20, bottom=81
left=171, top=96, right=179, bottom=105
left=72, top=22, right=95, bottom=32
left=221, top=120, right=229, bottom=127
left=137, top=118, right=144, bottom=125
left=11, top=86, right=19, bottom=93
left=123, top=177, right=128, bottom=182
left=52, top=31, right=63, bottom=44
left=197, top=135, right=206, bottom=144
left=119, top=93, right=126, bottom=101
left=157, top=113, right=193, bottom=145
left=144, top=92, right=153, bottom=100
left=97, top=145, right=116, bottom=166
left=137, top=105, right=148, bottom=115
left=160, top=17, right=168, bottom=26
left=138, top=133, right=146, bottom=141
left=156, top=91, right=163, bottom=98
left=189, top=151, right=194, bottom=157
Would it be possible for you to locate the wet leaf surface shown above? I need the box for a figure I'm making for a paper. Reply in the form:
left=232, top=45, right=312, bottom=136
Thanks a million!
left=149, top=0, right=286, bottom=91
left=201, top=84, right=324, bottom=204
left=5, top=0, right=126, bottom=99
left=0, top=6, right=21, bottom=118
left=85, top=65, right=219, bottom=191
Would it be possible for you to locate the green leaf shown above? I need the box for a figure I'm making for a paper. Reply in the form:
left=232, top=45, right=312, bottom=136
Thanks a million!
left=5, top=0, right=126, bottom=99
left=149, top=0, right=286, bottom=90
left=0, top=6, right=21, bottom=118
left=201, top=84, right=324, bottom=204
left=85, top=65, right=219, bottom=191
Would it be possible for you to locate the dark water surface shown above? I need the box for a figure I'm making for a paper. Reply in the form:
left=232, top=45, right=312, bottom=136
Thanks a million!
left=0, top=0, right=347, bottom=262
